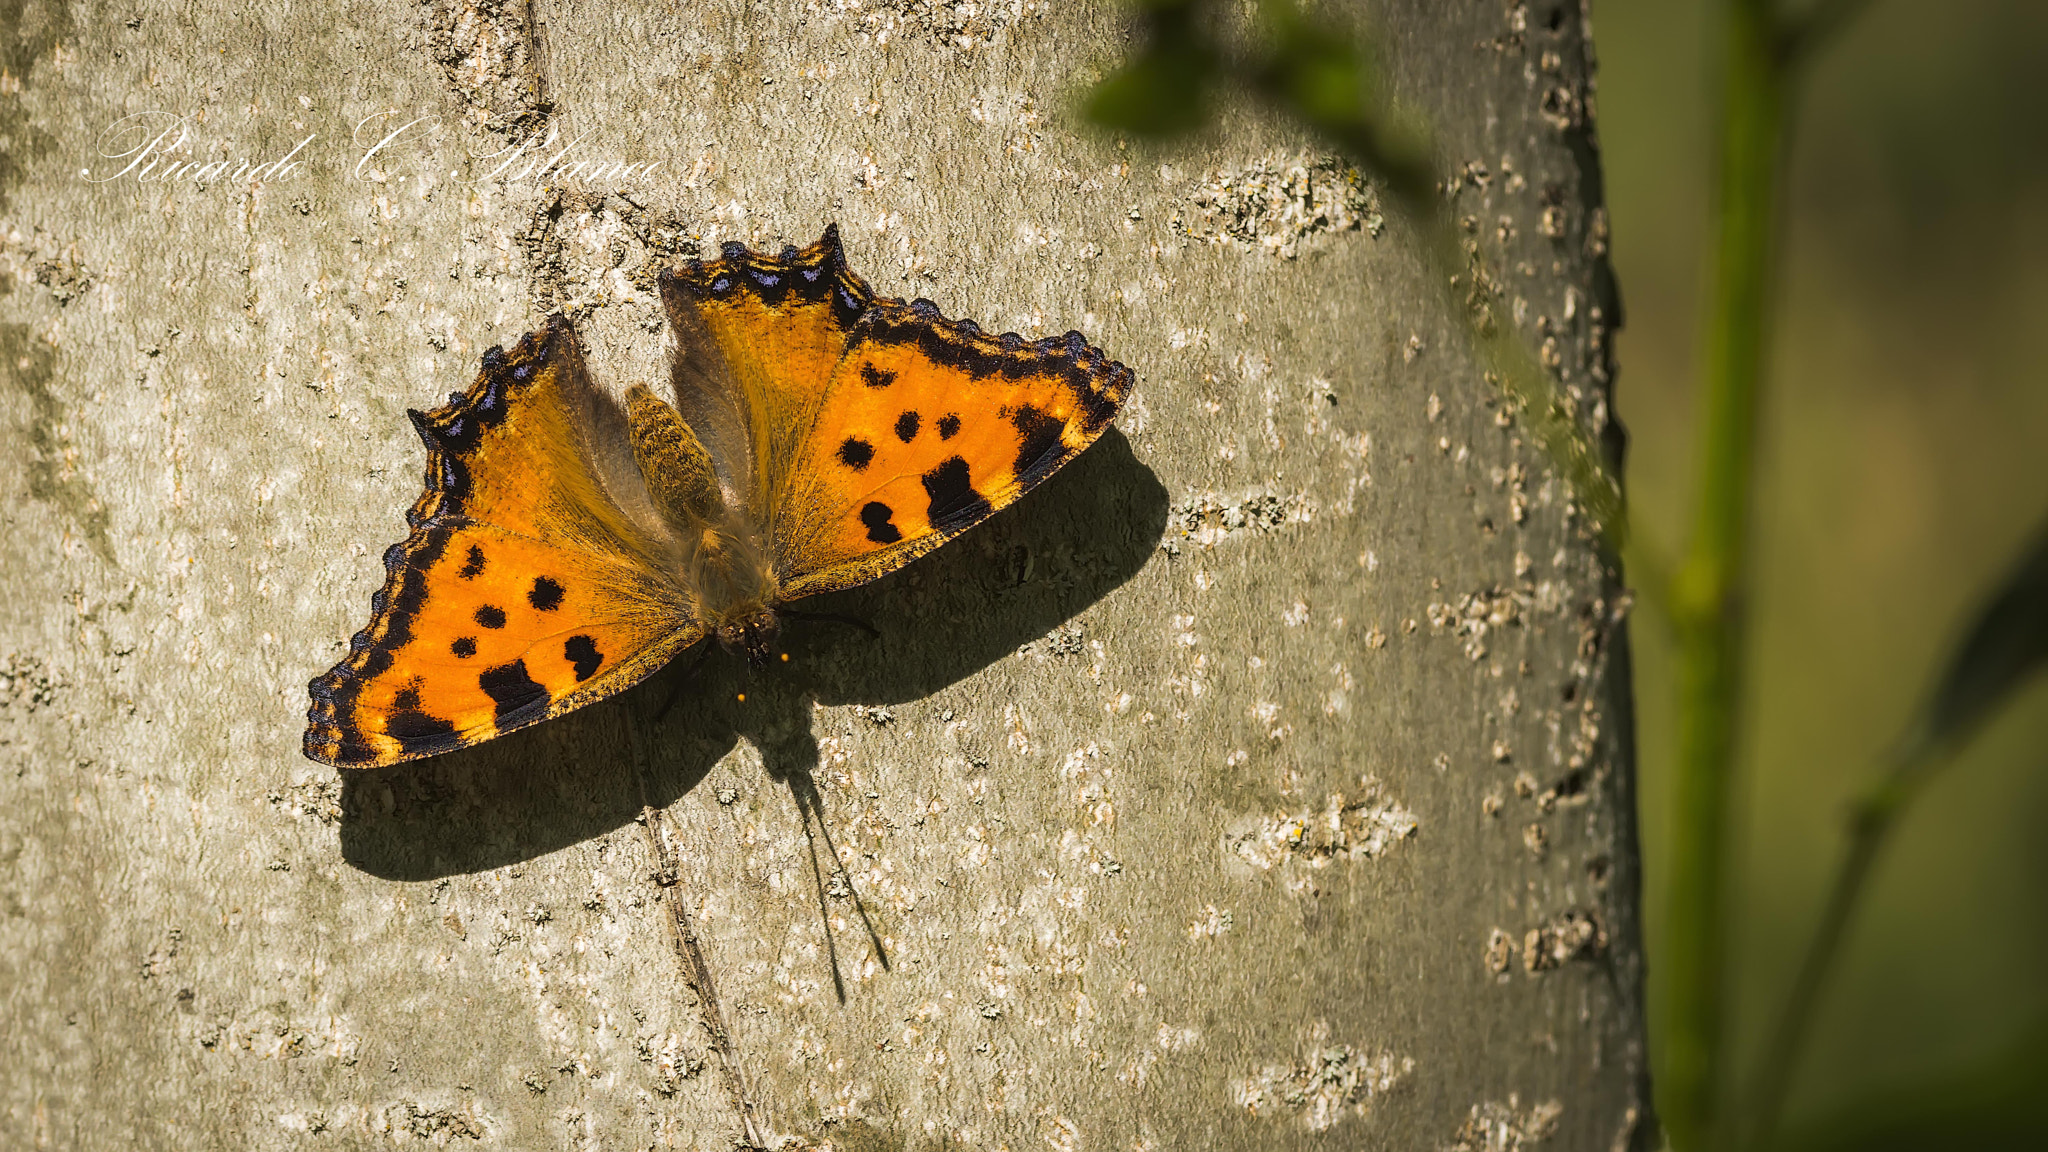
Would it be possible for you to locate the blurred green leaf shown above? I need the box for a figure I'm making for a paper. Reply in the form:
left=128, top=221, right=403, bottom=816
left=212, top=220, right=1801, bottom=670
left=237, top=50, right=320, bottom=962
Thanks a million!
left=1916, top=519, right=2048, bottom=753
left=1085, top=48, right=1216, bottom=137
left=1260, top=10, right=1374, bottom=129
left=1767, top=1013, right=2048, bottom=1152
left=1251, top=1, right=1436, bottom=214
left=1083, top=2, right=1219, bottom=138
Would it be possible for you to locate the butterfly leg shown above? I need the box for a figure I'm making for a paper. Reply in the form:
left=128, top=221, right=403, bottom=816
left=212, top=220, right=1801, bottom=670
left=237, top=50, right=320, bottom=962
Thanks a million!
left=779, top=607, right=881, bottom=639
left=653, top=640, right=715, bottom=723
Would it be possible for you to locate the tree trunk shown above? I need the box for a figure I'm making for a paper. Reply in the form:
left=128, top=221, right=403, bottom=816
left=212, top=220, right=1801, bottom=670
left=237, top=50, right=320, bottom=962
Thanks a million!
left=0, top=1, right=1649, bottom=1148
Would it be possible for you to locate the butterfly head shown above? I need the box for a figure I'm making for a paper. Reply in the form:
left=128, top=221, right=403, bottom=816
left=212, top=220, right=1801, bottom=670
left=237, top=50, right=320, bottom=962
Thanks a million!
left=713, top=605, right=781, bottom=669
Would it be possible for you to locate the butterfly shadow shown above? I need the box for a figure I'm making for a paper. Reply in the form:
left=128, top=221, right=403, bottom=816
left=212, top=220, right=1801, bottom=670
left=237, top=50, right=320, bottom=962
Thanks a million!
left=336, top=429, right=1168, bottom=882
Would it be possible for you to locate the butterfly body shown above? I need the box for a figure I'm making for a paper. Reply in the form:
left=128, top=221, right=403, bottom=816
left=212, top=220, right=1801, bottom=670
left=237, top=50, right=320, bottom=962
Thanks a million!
left=621, top=384, right=784, bottom=659
left=306, top=225, right=1132, bottom=768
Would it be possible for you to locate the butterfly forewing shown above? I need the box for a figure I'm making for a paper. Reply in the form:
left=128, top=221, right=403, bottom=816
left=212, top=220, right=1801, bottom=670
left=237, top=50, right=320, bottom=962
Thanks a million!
left=659, top=226, right=877, bottom=523
left=662, top=230, right=1132, bottom=601
left=305, top=320, right=703, bottom=768
left=767, top=299, right=1132, bottom=599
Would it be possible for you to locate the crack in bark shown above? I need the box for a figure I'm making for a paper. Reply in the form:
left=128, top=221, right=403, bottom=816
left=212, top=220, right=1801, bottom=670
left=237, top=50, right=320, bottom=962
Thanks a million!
left=627, top=716, right=764, bottom=1150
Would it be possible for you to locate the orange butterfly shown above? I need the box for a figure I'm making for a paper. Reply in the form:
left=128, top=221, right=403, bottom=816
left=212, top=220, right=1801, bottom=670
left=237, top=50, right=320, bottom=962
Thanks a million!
left=304, top=225, right=1132, bottom=768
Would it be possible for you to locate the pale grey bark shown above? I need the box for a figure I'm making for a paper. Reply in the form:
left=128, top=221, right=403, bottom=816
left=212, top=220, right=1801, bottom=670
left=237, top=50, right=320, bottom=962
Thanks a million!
left=0, top=1, right=1647, bottom=1149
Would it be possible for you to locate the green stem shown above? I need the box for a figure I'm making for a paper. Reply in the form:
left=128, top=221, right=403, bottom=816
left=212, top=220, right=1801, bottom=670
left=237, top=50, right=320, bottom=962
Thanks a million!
left=1744, top=756, right=1938, bottom=1150
left=1661, top=1, right=1788, bottom=1148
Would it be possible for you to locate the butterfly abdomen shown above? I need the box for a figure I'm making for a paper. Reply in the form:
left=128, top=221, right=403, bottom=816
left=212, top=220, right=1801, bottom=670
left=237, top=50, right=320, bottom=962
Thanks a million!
left=624, top=382, right=782, bottom=625
left=625, top=383, right=724, bottom=528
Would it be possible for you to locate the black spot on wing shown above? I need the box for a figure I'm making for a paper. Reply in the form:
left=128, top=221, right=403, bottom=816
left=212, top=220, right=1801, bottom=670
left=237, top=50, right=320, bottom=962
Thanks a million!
left=894, top=410, right=920, bottom=442
left=306, top=523, right=454, bottom=726
left=385, top=677, right=458, bottom=750
left=528, top=576, right=564, bottom=611
left=475, top=605, right=507, bottom=629
left=564, top=635, right=603, bottom=681
left=385, top=707, right=458, bottom=751
left=838, top=437, right=874, bottom=471
left=937, top=413, right=961, bottom=440
left=860, top=502, right=902, bottom=544
left=459, top=545, right=486, bottom=579
left=478, top=659, right=548, bottom=725
left=858, top=307, right=1132, bottom=431
left=862, top=363, right=895, bottom=389
left=451, top=637, right=476, bottom=658
left=922, top=455, right=993, bottom=534
left=1008, top=404, right=1069, bottom=485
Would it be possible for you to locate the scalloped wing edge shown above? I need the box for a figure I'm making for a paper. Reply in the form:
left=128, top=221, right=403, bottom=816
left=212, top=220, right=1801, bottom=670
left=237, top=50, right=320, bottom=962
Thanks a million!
left=304, top=317, right=696, bottom=769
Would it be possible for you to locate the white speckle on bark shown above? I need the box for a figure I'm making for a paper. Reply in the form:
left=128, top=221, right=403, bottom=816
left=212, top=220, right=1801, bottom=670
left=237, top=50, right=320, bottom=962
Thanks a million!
left=1233, top=1024, right=1414, bottom=1132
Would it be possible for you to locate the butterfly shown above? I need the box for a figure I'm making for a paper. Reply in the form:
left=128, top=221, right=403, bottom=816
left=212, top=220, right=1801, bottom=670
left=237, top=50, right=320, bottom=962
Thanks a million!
left=304, top=224, right=1133, bottom=768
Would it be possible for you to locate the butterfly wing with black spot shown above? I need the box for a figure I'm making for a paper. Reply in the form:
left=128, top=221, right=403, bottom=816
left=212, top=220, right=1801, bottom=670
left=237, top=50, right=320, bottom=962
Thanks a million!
left=304, top=318, right=704, bottom=768
left=657, top=224, right=876, bottom=523
left=766, top=297, right=1132, bottom=600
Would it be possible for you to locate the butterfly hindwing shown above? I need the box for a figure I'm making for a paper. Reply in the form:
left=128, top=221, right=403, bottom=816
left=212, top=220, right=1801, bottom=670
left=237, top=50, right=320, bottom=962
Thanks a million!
left=305, top=320, right=702, bottom=768
left=769, top=298, right=1132, bottom=599
left=659, top=226, right=876, bottom=521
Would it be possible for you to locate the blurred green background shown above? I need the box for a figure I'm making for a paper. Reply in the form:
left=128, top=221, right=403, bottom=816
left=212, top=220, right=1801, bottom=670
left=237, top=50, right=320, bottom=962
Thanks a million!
left=1596, top=0, right=2048, bottom=1129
